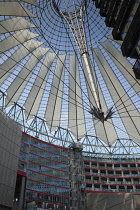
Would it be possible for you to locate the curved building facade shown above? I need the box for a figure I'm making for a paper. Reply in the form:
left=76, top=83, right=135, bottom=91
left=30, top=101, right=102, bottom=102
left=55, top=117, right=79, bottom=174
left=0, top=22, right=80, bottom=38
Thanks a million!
left=13, top=132, right=140, bottom=209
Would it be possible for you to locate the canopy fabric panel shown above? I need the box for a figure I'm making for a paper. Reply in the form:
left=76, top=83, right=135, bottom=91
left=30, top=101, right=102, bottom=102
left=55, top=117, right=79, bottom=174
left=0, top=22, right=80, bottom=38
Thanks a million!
left=0, top=2, right=35, bottom=17
left=93, top=48, right=140, bottom=143
left=0, top=17, right=36, bottom=34
left=94, top=120, right=111, bottom=145
left=94, top=88, right=118, bottom=145
left=107, top=35, right=122, bottom=45
left=0, top=0, right=139, bottom=152
left=82, top=53, right=99, bottom=108
left=45, top=54, right=66, bottom=130
left=83, top=55, right=118, bottom=145
left=101, top=41, right=140, bottom=97
left=5, top=47, right=49, bottom=107
left=24, top=52, right=56, bottom=120
left=86, top=79, right=113, bottom=144
left=0, top=40, right=43, bottom=84
left=81, top=54, right=98, bottom=139
left=98, top=119, right=118, bottom=145
left=81, top=53, right=118, bottom=144
left=69, top=54, right=86, bottom=139
left=0, top=30, right=39, bottom=53
left=21, top=0, right=38, bottom=6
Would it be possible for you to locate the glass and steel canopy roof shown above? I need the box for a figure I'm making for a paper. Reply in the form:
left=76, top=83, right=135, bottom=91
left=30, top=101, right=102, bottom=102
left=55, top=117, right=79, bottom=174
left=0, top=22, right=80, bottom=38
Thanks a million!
left=0, top=0, right=140, bottom=154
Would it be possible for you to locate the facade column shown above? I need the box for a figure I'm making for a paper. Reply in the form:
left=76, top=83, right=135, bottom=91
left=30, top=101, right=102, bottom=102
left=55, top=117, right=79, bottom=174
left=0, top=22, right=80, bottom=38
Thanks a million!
left=69, top=142, right=85, bottom=210
left=18, top=176, right=26, bottom=210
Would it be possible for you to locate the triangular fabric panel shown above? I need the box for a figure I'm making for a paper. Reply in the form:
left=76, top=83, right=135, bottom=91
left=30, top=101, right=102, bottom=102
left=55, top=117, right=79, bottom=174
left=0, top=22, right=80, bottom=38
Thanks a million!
left=101, top=41, right=140, bottom=97
left=21, top=0, right=38, bottom=6
left=83, top=53, right=118, bottom=145
left=94, top=87, right=118, bottom=145
left=5, top=47, right=49, bottom=106
left=0, top=17, right=36, bottom=34
left=69, top=54, right=86, bottom=139
left=0, top=2, right=35, bottom=17
left=24, top=52, right=56, bottom=120
left=0, top=40, right=43, bottom=84
left=82, top=53, right=99, bottom=108
left=107, top=35, right=122, bottom=45
left=0, top=30, right=39, bottom=53
left=93, top=47, right=140, bottom=144
left=45, top=54, right=66, bottom=130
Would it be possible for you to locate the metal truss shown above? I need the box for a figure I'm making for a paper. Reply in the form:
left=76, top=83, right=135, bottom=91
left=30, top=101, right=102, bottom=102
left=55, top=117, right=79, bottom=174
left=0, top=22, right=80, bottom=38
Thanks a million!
left=53, top=127, right=77, bottom=147
left=82, top=136, right=140, bottom=160
left=26, top=116, right=50, bottom=142
left=2, top=102, right=140, bottom=158
left=7, top=102, right=26, bottom=131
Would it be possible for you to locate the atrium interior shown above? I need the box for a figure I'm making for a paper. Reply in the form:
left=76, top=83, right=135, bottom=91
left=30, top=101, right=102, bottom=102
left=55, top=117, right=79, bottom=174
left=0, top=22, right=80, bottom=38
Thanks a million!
left=0, top=0, right=140, bottom=209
